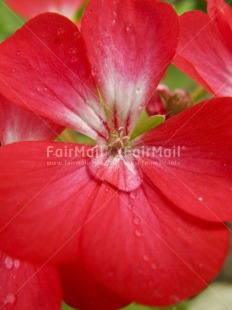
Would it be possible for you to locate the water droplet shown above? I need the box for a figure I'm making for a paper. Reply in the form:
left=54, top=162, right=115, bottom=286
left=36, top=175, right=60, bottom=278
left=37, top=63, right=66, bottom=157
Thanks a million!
left=42, top=32, right=47, bottom=38
left=127, top=203, right=133, bottom=210
left=37, top=87, right=42, bottom=92
left=136, top=88, right=141, bottom=94
left=16, top=50, right=22, bottom=56
left=151, top=262, right=157, bottom=270
left=69, top=47, right=78, bottom=55
left=126, top=24, right=132, bottom=32
left=133, top=217, right=141, bottom=226
left=130, top=191, right=136, bottom=199
left=57, top=27, right=65, bottom=35
left=198, top=197, right=203, bottom=201
left=4, top=293, right=16, bottom=305
left=170, top=295, right=180, bottom=303
left=105, top=186, right=110, bottom=193
left=91, top=67, right=98, bottom=76
left=112, top=19, right=116, bottom=25
left=143, top=254, right=149, bottom=262
left=138, top=106, right=143, bottom=112
left=4, top=257, right=13, bottom=270
left=14, top=259, right=20, bottom=269
left=134, top=229, right=142, bottom=237
left=74, top=32, right=80, bottom=40
left=70, top=56, right=78, bottom=63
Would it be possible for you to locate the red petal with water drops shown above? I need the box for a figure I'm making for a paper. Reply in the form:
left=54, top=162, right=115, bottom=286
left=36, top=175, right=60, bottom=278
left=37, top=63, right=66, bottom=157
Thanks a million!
left=0, top=142, right=102, bottom=263
left=173, top=11, right=232, bottom=96
left=59, top=259, right=130, bottom=310
left=6, top=0, right=85, bottom=20
left=0, top=13, right=108, bottom=142
left=0, top=251, right=62, bottom=309
left=0, top=94, right=63, bottom=145
left=82, top=0, right=179, bottom=132
left=139, top=97, right=232, bottom=222
left=80, top=183, right=229, bottom=305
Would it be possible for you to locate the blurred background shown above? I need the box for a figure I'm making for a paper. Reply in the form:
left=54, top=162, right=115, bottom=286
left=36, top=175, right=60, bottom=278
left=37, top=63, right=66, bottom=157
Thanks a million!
left=0, top=0, right=232, bottom=309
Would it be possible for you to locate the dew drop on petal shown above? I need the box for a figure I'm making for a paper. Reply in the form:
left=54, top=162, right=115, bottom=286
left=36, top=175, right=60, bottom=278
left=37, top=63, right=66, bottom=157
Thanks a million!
left=74, top=32, right=80, bottom=40
left=4, top=293, right=16, bottom=305
left=105, top=186, right=110, bottom=193
left=126, top=24, right=132, bottom=32
left=134, top=229, right=142, bottom=237
left=16, top=50, right=22, bottom=56
left=57, top=27, right=65, bottom=35
left=133, top=217, right=141, bottom=226
left=151, top=262, right=157, bottom=270
left=136, top=88, right=141, bottom=94
left=198, top=197, right=203, bottom=202
left=69, top=47, right=78, bottom=55
left=4, top=257, right=13, bottom=270
left=14, top=259, right=20, bottom=269
left=127, top=203, right=133, bottom=210
left=112, top=19, right=116, bottom=26
left=130, top=191, right=136, bottom=199
left=70, top=56, right=78, bottom=63
left=91, top=67, right=98, bottom=76
left=143, top=254, right=149, bottom=262
left=169, top=295, right=180, bottom=303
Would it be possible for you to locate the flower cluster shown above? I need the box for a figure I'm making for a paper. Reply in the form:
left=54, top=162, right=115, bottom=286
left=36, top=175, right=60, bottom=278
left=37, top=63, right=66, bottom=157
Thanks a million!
left=0, top=0, right=232, bottom=309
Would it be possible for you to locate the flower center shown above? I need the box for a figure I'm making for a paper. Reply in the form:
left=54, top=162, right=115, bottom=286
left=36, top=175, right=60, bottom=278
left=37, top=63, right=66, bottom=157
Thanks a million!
left=107, top=127, right=131, bottom=155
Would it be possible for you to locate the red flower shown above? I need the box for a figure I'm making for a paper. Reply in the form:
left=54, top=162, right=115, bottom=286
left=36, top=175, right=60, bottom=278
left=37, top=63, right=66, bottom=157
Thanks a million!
left=0, top=0, right=232, bottom=308
left=173, top=0, right=232, bottom=96
left=0, top=95, right=63, bottom=309
left=5, top=0, right=86, bottom=20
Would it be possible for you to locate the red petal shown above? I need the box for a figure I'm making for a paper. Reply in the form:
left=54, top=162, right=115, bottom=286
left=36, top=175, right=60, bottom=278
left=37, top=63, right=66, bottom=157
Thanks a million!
left=0, top=251, right=62, bottom=309
left=173, top=11, right=232, bottom=96
left=0, top=142, right=100, bottom=263
left=0, top=94, right=63, bottom=145
left=0, top=142, right=229, bottom=305
left=82, top=0, right=179, bottom=132
left=207, top=0, right=232, bottom=45
left=80, top=183, right=229, bottom=305
left=6, top=0, right=85, bottom=20
left=0, top=13, right=108, bottom=142
left=139, top=97, right=232, bottom=221
left=59, top=260, right=130, bottom=310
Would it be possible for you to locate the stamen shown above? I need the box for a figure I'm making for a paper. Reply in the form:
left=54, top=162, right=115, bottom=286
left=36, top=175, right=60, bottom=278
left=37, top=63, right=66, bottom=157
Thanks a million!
left=107, top=126, right=131, bottom=155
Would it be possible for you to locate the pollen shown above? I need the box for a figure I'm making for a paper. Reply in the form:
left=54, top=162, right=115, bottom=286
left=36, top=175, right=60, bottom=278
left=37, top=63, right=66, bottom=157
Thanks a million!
left=107, top=127, right=131, bottom=155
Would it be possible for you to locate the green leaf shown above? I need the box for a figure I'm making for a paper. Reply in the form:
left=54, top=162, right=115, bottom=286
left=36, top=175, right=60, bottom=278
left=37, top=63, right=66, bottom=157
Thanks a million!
left=123, top=301, right=189, bottom=310
left=62, top=302, right=75, bottom=310
left=130, top=115, right=165, bottom=141
left=0, top=1, right=26, bottom=42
